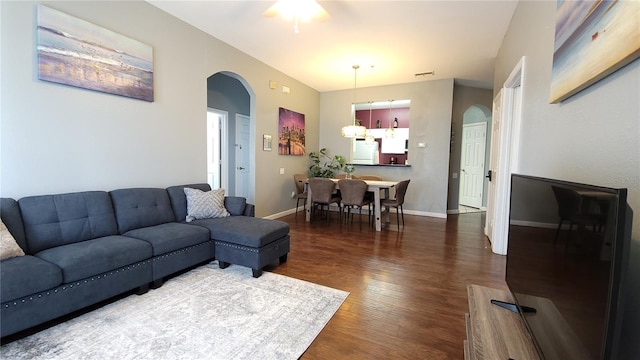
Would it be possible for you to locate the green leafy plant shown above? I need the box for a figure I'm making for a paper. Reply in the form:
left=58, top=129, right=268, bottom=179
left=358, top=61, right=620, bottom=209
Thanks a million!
left=308, top=148, right=346, bottom=178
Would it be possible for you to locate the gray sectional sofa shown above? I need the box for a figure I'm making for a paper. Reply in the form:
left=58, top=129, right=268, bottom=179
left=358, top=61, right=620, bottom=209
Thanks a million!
left=0, top=183, right=290, bottom=338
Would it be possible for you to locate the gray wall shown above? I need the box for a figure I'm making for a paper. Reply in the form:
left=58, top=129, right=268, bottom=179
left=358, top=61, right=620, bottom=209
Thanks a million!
left=448, top=84, right=493, bottom=211
left=0, top=1, right=320, bottom=218
left=495, top=1, right=639, bottom=354
left=319, top=79, right=454, bottom=217
left=494, top=0, right=639, bottom=241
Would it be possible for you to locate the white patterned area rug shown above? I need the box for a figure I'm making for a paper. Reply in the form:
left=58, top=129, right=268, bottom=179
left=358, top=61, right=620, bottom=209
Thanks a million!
left=1, top=261, right=349, bottom=360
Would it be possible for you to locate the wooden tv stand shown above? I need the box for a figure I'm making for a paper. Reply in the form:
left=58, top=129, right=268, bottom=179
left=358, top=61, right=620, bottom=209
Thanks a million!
left=464, top=285, right=540, bottom=360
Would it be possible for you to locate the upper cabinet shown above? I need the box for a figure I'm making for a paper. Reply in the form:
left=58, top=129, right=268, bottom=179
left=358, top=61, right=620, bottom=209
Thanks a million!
left=354, top=100, right=410, bottom=164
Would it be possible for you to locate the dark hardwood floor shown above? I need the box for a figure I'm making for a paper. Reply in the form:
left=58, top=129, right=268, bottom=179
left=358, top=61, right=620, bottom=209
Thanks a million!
left=267, top=211, right=508, bottom=359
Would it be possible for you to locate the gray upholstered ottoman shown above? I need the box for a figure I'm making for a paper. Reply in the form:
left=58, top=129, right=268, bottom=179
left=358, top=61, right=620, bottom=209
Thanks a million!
left=207, top=216, right=290, bottom=277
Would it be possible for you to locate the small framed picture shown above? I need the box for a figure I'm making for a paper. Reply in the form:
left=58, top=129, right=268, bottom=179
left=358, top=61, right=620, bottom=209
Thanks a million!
left=263, top=134, right=272, bottom=151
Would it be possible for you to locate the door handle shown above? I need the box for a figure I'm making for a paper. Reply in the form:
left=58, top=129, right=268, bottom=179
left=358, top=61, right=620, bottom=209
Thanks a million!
left=237, top=167, right=245, bottom=170
left=486, top=170, right=493, bottom=181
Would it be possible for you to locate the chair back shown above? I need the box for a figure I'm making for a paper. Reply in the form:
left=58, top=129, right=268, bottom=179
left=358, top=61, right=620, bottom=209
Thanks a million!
left=357, top=175, right=382, bottom=181
left=335, top=174, right=348, bottom=179
left=394, top=180, right=411, bottom=205
left=551, top=186, right=581, bottom=218
left=338, top=179, right=368, bottom=206
left=309, top=178, right=337, bottom=203
left=293, top=174, right=306, bottom=195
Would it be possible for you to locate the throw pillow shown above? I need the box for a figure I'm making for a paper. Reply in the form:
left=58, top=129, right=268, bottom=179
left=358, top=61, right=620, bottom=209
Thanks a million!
left=184, top=187, right=230, bottom=222
left=1, top=220, right=25, bottom=260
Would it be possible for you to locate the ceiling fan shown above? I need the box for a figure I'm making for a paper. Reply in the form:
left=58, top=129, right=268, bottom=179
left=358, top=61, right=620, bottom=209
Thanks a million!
left=264, top=0, right=330, bottom=33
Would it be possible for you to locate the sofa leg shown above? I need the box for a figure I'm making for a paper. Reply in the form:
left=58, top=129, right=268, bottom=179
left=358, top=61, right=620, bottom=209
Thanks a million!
left=136, top=284, right=150, bottom=295
left=252, top=268, right=263, bottom=278
left=219, top=261, right=230, bottom=269
left=279, top=254, right=288, bottom=264
left=151, top=279, right=164, bottom=289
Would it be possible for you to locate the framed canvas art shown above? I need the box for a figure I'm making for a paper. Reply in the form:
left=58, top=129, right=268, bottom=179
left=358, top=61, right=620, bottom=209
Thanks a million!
left=37, top=5, right=154, bottom=102
left=278, top=107, right=305, bottom=155
left=550, top=0, right=640, bottom=103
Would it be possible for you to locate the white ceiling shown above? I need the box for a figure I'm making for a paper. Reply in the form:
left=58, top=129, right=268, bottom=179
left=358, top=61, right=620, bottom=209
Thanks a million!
left=147, top=1, right=518, bottom=92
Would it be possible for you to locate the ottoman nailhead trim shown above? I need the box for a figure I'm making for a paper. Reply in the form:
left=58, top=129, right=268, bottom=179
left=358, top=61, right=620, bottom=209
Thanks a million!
left=215, top=242, right=259, bottom=253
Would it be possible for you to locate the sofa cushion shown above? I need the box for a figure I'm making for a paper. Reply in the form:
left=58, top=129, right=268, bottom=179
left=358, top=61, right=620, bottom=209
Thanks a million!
left=35, top=235, right=152, bottom=283
left=123, top=222, right=210, bottom=256
left=18, top=192, right=119, bottom=254
left=184, top=188, right=229, bottom=222
left=224, top=197, right=247, bottom=216
left=166, top=184, right=212, bottom=222
left=1, top=198, right=27, bottom=252
left=1, top=220, right=25, bottom=260
left=1, top=255, right=63, bottom=303
left=110, top=188, right=175, bottom=234
left=192, top=217, right=290, bottom=248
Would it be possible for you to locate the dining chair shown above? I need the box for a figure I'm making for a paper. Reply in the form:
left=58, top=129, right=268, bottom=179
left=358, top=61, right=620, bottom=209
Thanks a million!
left=335, top=174, right=348, bottom=179
left=293, top=173, right=308, bottom=218
left=357, top=175, right=384, bottom=202
left=381, top=179, right=410, bottom=230
left=308, top=177, right=341, bottom=223
left=551, top=185, right=602, bottom=250
left=337, top=179, right=372, bottom=226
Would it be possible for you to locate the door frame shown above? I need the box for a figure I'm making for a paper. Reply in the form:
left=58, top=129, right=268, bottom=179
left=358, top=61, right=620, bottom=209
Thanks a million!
left=486, top=56, right=525, bottom=255
left=207, top=108, right=228, bottom=190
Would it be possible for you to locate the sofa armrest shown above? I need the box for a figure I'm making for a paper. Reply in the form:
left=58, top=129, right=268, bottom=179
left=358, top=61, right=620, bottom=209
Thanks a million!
left=244, top=204, right=255, bottom=217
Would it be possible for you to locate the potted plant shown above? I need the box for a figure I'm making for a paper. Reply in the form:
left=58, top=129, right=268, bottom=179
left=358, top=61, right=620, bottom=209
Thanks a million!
left=308, top=148, right=346, bottom=178
left=343, top=164, right=356, bottom=179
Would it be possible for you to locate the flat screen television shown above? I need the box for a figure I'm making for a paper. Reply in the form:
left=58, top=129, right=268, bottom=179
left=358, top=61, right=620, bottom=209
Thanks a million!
left=503, top=174, right=633, bottom=360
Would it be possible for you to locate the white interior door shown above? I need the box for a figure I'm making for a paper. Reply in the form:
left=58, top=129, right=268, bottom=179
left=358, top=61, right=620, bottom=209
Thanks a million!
left=235, top=114, right=250, bottom=199
left=460, top=122, right=487, bottom=209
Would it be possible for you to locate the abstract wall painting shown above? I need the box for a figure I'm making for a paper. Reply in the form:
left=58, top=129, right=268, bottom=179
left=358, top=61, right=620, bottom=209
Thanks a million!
left=550, top=0, right=640, bottom=103
left=37, top=5, right=154, bottom=102
left=278, top=107, right=305, bottom=155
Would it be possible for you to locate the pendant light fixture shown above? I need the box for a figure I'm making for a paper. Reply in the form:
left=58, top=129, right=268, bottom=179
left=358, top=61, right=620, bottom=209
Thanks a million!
left=364, top=101, right=376, bottom=145
left=341, top=65, right=367, bottom=138
left=385, top=99, right=396, bottom=138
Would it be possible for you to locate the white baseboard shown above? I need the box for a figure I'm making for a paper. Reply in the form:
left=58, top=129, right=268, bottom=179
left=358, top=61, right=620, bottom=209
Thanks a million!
left=510, top=220, right=559, bottom=229
left=264, top=208, right=297, bottom=220
left=267, top=207, right=448, bottom=220
left=403, top=209, right=448, bottom=219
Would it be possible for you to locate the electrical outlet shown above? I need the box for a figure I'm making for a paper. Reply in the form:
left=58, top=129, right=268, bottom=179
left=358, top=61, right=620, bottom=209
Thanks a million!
left=291, top=191, right=296, bottom=198
left=279, top=168, right=285, bottom=175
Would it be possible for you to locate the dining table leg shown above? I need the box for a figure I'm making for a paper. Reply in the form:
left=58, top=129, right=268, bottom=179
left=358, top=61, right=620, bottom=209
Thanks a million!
left=305, top=186, right=312, bottom=222
left=374, top=190, right=382, bottom=231
left=383, top=188, right=391, bottom=225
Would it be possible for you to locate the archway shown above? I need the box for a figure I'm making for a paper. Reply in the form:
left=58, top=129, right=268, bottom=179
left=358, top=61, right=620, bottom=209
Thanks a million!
left=206, top=72, right=256, bottom=203
left=458, top=104, right=491, bottom=212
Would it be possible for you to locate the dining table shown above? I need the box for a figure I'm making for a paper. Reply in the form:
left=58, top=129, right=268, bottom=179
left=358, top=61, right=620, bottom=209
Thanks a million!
left=304, top=178, right=398, bottom=231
